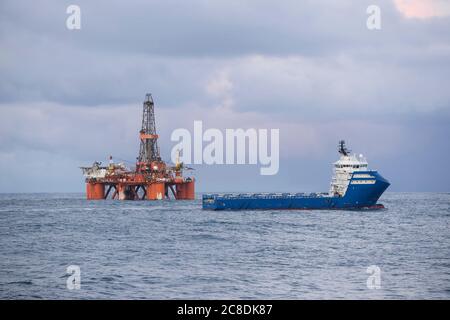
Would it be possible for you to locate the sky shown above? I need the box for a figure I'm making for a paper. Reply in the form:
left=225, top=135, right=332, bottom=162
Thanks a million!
left=0, top=0, right=449, bottom=193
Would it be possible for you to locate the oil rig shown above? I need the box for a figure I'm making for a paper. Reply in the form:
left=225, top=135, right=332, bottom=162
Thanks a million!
left=80, top=94, right=195, bottom=200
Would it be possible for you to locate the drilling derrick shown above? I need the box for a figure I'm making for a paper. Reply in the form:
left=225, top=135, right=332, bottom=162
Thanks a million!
left=138, top=94, right=160, bottom=168
left=81, top=93, right=195, bottom=201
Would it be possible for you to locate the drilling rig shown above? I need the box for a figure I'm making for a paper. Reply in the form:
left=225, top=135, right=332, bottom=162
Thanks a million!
left=80, top=94, right=195, bottom=200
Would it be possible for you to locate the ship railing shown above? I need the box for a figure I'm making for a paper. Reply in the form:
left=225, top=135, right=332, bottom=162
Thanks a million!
left=202, top=192, right=330, bottom=200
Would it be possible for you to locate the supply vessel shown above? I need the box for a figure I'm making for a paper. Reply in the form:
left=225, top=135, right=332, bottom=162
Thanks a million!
left=202, top=141, right=390, bottom=210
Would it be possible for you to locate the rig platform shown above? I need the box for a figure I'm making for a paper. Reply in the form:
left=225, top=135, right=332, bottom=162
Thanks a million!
left=81, top=94, right=195, bottom=201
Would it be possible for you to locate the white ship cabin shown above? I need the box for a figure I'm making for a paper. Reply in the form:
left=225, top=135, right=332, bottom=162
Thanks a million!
left=329, top=141, right=369, bottom=197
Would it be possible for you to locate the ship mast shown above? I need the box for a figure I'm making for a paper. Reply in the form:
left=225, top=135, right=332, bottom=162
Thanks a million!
left=338, top=140, right=350, bottom=156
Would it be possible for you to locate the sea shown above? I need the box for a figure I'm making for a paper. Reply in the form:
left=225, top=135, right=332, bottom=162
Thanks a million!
left=0, top=192, right=449, bottom=299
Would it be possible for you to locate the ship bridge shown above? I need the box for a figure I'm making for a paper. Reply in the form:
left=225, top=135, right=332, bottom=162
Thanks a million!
left=329, top=140, right=369, bottom=197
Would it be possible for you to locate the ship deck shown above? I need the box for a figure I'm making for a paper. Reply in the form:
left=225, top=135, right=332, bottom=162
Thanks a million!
left=203, top=192, right=333, bottom=200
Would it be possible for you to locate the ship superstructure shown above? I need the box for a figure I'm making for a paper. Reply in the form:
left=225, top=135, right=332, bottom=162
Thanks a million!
left=329, top=140, right=369, bottom=197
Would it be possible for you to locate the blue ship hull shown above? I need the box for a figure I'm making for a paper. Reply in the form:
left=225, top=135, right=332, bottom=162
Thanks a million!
left=202, top=171, right=390, bottom=210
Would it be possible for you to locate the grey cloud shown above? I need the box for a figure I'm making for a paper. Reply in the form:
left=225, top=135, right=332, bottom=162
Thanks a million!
left=1, top=0, right=449, bottom=111
left=0, top=0, right=449, bottom=192
left=227, top=54, right=450, bottom=116
left=1, top=0, right=447, bottom=57
left=1, top=0, right=381, bottom=57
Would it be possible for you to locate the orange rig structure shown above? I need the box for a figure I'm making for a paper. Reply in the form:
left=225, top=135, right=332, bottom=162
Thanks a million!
left=80, top=94, right=195, bottom=201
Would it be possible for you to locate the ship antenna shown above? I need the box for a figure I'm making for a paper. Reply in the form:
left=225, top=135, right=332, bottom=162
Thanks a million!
left=338, top=140, right=350, bottom=156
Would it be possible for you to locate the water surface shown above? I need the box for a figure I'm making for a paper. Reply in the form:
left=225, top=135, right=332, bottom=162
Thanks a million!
left=0, top=192, right=449, bottom=299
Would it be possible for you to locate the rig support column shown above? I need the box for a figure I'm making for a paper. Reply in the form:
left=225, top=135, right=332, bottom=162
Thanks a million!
left=184, top=180, right=195, bottom=200
left=146, top=182, right=165, bottom=200
left=118, top=184, right=126, bottom=200
left=86, top=183, right=105, bottom=200
left=176, top=184, right=186, bottom=199
left=176, top=180, right=195, bottom=200
left=117, top=184, right=135, bottom=200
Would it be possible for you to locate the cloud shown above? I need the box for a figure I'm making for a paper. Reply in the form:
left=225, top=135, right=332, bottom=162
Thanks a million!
left=394, top=0, right=450, bottom=18
left=1, top=0, right=449, bottom=111
left=0, top=0, right=449, bottom=192
left=215, top=54, right=450, bottom=116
